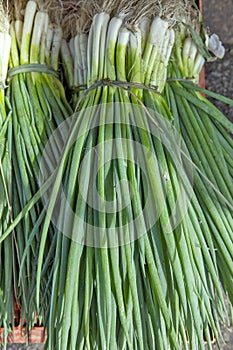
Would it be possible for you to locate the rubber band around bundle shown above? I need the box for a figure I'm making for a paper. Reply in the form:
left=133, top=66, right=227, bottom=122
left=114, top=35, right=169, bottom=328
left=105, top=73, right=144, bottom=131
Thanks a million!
left=7, top=64, right=59, bottom=79
left=71, top=78, right=159, bottom=94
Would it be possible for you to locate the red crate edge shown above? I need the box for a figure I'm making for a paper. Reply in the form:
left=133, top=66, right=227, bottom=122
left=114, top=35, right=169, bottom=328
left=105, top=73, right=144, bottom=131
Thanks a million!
left=0, top=325, right=46, bottom=344
left=196, top=0, right=205, bottom=89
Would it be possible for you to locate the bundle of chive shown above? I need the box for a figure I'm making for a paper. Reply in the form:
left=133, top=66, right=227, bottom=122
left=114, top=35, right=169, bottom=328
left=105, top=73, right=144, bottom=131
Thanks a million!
left=0, top=0, right=232, bottom=349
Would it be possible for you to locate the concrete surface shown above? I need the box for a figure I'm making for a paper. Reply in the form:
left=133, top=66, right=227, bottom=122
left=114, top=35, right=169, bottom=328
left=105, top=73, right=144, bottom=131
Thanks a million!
left=204, top=0, right=233, bottom=122
left=203, top=0, right=233, bottom=45
left=205, top=44, right=233, bottom=122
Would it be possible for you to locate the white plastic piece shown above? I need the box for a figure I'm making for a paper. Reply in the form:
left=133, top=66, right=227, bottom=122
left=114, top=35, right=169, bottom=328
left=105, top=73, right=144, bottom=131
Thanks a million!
left=208, top=33, right=225, bottom=59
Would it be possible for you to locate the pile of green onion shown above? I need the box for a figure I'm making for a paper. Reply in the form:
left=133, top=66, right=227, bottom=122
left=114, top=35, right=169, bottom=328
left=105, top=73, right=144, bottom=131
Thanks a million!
left=0, top=0, right=232, bottom=349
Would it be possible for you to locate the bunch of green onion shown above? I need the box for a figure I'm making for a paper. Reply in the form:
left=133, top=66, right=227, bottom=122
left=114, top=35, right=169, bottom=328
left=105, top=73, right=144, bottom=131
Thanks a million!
left=164, top=15, right=233, bottom=303
left=1, top=0, right=73, bottom=339
left=0, top=1, right=14, bottom=341
left=35, top=1, right=232, bottom=349
left=0, top=0, right=232, bottom=349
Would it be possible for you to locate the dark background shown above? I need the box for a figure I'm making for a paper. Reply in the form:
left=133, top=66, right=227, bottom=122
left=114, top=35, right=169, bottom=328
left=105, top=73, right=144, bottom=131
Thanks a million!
left=204, top=0, right=233, bottom=122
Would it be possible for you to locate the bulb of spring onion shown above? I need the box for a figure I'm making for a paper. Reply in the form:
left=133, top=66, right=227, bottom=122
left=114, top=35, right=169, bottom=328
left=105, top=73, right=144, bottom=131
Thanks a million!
left=150, top=28, right=175, bottom=92
left=20, top=0, right=37, bottom=64
left=159, top=28, right=175, bottom=91
left=69, top=37, right=75, bottom=60
left=15, top=20, right=23, bottom=49
left=193, top=52, right=205, bottom=78
left=0, top=33, right=11, bottom=90
left=103, top=16, right=123, bottom=85
left=30, top=11, right=46, bottom=63
left=143, top=16, right=169, bottom=86
left=60, top=39, right=74, bottom=88
left=40, top=13, right=49, bottom=64
left=80, top=34, right=88, bottom=86
left=129, top=29, right=143, bottom=98
left=87, top=13, right=110, bottom=85
left=45, top=25, right=53, bottom=65
left=139, top=17, right=151, bottom=54
left=173, top=33, right=205, bottom=82
left=50, top=26, right=63, bottom=71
